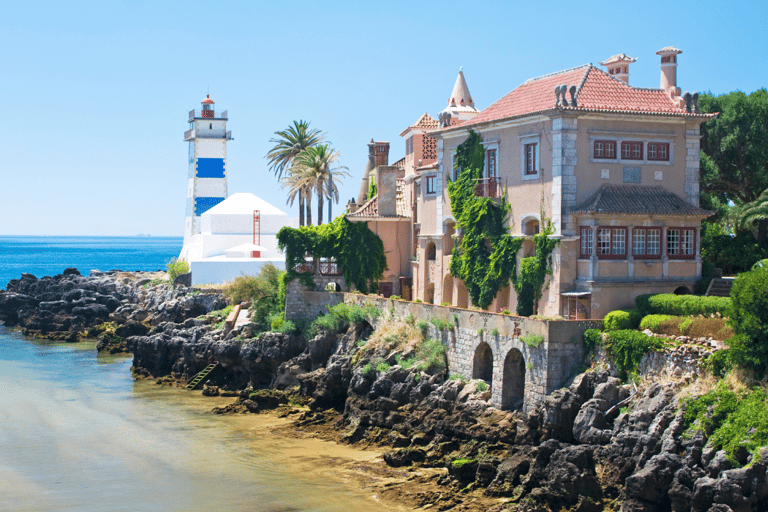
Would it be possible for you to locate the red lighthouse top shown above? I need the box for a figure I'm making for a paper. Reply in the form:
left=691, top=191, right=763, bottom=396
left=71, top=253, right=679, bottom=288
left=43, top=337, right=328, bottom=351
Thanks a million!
left=201, top=94, right=215, bottom=117
left=202, top=94, right=215, bottom=105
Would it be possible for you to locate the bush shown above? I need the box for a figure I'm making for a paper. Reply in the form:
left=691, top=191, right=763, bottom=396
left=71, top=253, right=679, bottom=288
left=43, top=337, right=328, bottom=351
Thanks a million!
left=682, top=384, right=768, bottom=466
left=520, top=333, right=544, bottom=348
left=166, top=258, right=190, bottom=284
left=701, top=225, right=768, bottom=275
left=582, top=328, right=602, bottom=354
left=729, top=269, right=768, bottom=376
left=603, top=309, right=642, bottom=331
left=635, top=294, right=731, bottom=317
left=639, top=314, right=674, bottom=332
left=397, top=338, right=446, bottom=374
left=430, top=318, right=454, bottom=331
left=604, top=330, right=665, bottom=380
left=310, top=302, right=380, bottom=336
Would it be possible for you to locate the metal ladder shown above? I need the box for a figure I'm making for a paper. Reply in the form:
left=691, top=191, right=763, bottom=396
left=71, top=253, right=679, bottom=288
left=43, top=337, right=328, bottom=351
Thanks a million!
left=185, top=362, right=219, bottom=390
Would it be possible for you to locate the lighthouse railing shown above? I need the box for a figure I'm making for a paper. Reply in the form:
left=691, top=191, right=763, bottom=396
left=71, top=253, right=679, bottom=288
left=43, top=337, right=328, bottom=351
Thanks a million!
left=188, top=109, right=229, bottom=120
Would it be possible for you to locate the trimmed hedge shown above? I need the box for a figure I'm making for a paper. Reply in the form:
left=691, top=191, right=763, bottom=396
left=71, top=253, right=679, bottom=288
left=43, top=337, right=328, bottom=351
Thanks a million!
left=639, top=314, right=734, bottom=340
left=639, top=314, right=673, bottom=332
left=635, top=293, right=731, bottom=317
left=603, top=309, right=642, bottom=332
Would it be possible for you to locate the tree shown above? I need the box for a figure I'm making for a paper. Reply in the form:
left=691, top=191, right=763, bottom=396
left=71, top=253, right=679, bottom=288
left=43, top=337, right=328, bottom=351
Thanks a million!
left=265, top=120, right=326, bottom=226
left=699, top=89, right=768, bottom=243
left=290, top=145, right=349, bottom=225
left=280, top=166, right=314, bottom=226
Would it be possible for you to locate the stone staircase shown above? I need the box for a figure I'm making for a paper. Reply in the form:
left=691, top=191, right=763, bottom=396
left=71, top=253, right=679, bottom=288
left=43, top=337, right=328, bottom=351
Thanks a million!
left=705, top=277, right=735, bottom=297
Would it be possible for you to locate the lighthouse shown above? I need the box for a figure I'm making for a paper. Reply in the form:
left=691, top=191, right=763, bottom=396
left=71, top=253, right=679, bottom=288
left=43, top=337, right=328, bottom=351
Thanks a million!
left=181, top=95, right=232, bottom=250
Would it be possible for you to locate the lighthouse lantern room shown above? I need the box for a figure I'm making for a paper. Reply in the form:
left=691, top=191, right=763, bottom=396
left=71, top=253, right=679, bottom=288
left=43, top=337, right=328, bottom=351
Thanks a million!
left=182, top=94, right=233, bottom=249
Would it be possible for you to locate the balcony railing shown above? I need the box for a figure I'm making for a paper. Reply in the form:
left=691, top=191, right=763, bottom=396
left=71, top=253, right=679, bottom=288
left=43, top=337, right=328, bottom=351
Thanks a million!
left=318, top=260, right=341, bottom=276
left=473, top=177, right=501, bottom=198
left=183, top=130, right=233, bottom=141
left=188, top=109, right=229, bottom=121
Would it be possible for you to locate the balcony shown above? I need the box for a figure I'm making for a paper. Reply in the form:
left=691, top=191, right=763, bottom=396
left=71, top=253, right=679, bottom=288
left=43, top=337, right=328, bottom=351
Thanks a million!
left=473, top=177, right=501, bottom=198
left=188, top=109, right=229, bottom=121
left=183, top=130, right=233, bottom=141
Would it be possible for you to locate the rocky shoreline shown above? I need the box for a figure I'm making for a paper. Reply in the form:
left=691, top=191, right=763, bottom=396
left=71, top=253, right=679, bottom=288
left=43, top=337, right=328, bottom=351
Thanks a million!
left=2, top=270, right=767, bottom=511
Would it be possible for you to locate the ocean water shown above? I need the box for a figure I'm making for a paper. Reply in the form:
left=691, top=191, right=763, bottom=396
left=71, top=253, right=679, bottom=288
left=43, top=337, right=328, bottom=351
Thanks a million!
left=0, top=237, right=392, bottom=511
left=0, top=236, right=183, bottom=289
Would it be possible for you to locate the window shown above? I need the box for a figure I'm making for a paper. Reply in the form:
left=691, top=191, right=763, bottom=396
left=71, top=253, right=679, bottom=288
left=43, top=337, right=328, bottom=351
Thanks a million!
left=525, top=143, right=537, bottom=175
left=667, top=228, right=695, bottom=259
left=647, top=142, right=670, bottom=161
left=621, top=141, right=643, bottom=160
left=426, top=175, right=436, bottom=195
left=406, top=136, right=414, bottom=155
left=209, top=123, right=213, bottom=129
left=632, top=228, right=661, bottom=259
left=594, top=140, right=616, bottom=159
left=485, top=148, right=497, bottom=178
left=596, top=227, right=627, bottom=259
left=580, top=227, right=593, bottom=258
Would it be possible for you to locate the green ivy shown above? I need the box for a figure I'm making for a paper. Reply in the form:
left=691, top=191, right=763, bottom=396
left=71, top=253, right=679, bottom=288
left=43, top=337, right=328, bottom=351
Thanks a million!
left=277, top=216, right=387, bottom=294
left=448, top=131, right=523, bottom=310
left=511, top=219, right=558, bottom=316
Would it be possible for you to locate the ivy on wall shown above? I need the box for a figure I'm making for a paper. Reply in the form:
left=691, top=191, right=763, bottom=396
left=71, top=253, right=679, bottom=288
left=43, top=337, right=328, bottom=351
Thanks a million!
left=447, top=130, right=558, bottom=314
left=277, top=216, right=387, bottom=294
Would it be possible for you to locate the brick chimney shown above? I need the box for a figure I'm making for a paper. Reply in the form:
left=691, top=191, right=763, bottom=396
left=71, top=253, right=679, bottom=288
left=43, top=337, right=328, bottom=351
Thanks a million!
left=657, top=46, right=682, bottom=91
left=372, top=141, right=389, bottom=166
left=599, top=53, right=637, bottom=84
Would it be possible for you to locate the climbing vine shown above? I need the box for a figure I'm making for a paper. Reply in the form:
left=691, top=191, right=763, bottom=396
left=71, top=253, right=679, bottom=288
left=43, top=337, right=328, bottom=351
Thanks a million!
left=447, top=130, right=558, bottom=314
left=448, top=131, right=523, bottom=310
left=511, top=219, right=558, bottom=316
left=277, top=216, right=387, bottom=294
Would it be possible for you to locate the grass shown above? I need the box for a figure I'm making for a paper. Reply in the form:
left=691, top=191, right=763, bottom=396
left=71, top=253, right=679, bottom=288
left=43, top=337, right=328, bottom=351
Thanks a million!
left=681, top=371, right=768, bottom=466
left=308, top=302, right=380, bottom=337
left=396, top=337, right=446, bottom=374
left=166, top=258, right=190, bottom=284
left=448, top=374, right=466, bottom=382
left=475, top=381, right=488, bottom=392
left=430, top=318, right=454, bottom=331
left=450, top=458, right=476, bottom=468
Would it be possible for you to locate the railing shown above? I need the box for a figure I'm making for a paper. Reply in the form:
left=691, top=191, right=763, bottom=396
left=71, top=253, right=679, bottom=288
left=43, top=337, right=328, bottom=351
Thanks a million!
left=183, top=130, right=233, bottom=141
left=473, top=177, right=501, bottom=198
left=294, top=261, right=315, bottom=273
left=318, top=260, right=341, bottom=276
left=188, top=109, right=228, bottom=120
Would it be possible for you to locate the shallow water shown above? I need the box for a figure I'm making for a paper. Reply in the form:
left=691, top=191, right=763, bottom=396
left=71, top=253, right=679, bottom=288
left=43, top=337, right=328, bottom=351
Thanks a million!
left=0, top=326, right=398, bottom=512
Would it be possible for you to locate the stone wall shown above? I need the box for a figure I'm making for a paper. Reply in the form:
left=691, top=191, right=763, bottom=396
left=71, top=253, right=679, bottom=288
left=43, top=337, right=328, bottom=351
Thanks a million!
left=287, top=284, right=601, bottom=412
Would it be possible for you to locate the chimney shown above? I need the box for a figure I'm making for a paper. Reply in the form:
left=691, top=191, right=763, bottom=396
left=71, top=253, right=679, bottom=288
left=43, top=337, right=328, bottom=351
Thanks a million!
left=372, top=141, right=389, bottom=166
left=599, top=53, right=637, bottom=84
left=656, top=46, right=682, bottom=91
left=376, top=166, right=398, bottom=217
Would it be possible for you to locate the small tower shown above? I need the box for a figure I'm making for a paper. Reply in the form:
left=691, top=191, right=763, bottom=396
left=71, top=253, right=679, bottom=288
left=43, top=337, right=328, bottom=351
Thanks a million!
left=182, top=95, right=233, bottom=249
left=599, top=53, right=637, bottom=84
left=439, top=68, right=479, bottom=122
left=656, top=46, right=683, bottom=91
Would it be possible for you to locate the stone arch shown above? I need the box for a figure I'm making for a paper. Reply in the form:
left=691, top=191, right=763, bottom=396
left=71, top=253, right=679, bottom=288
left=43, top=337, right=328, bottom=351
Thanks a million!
left=443, top=220, right=456, bottom=254
left=442, top=273, right=453, bottom=305
left=502, top=348, right=525, bottom=410
left=456, top=280, right=469, bottom=309
left=426, top=242, right=437, bottom=261
left=496, top=285, right=510, bottom=312
left=522, top=214, right=540, bottom=235
left=472, top=342, right=493, bottom=385
left=426, top=283, right=435, bottom=304
left=674, top=286, right=692, bottom=295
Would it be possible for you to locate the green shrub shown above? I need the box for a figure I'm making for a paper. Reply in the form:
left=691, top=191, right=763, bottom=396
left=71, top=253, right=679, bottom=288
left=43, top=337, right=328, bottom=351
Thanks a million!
left=682, top=384, right=768, bottom=466
left=361, top=362, right=374, bottom=376
left=475, top=381, right=488, bottom=392
left=166, top=258, right=190, bottom=284
left=416, top=319, right=429, bottom=335
left=639, top=314, right=674, bottom=332
left=309, top=302, right=380, bottom=336
left=430, top=318, right=454, bottom=331
left=701, top=226, right=768, bottom=275
left=223, top=264, right=287, bottom=331
left=604, top=330, right=665, bottom=380
left=390, top=295, right=402, bottom=300
left=752, top=259, right=768, bottom=270
left=678, top=317, right=694, bottom=334
left=695, top=261, right=717, bottom=295
left=520, top=333, right=544, bottom=348
left=376, top=361, right=391, bottom=373
left=582, top=328, right=602, bottom=354
left=501, top=309, right=512, bottom=315
left=397, top=338, right=446, bottom=374
left=448, top=373, right=466, bottom=381
left=635, top=293, right=731, bottom=317
left=491, top=327, right=499, bottom=336
left=603, top=309, right=642, bottom=331
left=729, top=269, right=768, bottom=376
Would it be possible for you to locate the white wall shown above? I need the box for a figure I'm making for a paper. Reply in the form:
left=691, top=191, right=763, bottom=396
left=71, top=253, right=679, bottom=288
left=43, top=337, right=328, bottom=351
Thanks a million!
left=191, top=258, right=286, bottom=285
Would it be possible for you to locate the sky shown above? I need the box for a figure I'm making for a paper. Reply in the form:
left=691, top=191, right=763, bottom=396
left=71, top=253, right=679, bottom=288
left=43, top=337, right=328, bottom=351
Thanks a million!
left=2, top=0, right=767, bottom=236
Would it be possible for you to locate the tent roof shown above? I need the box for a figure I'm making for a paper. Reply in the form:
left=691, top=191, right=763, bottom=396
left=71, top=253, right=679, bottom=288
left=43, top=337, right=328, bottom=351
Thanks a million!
left=203, top=192, right=288, bottom=216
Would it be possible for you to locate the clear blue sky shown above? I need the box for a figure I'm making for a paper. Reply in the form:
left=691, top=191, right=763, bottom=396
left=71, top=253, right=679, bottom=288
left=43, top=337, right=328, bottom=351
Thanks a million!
left=2, top=0, right=766, bottom=236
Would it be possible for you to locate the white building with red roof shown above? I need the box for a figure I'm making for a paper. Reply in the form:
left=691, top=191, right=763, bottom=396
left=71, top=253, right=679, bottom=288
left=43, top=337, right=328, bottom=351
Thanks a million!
left=395, top=47, right=715, bottom=317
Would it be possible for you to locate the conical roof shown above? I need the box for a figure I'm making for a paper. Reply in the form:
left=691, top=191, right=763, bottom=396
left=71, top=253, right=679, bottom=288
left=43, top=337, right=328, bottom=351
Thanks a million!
left=449, top=69, right=474, bottom=108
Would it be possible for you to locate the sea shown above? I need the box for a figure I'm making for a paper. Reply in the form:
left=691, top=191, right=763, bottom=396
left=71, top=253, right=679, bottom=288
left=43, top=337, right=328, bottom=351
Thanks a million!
left=0, top=236, right=393, bottom=512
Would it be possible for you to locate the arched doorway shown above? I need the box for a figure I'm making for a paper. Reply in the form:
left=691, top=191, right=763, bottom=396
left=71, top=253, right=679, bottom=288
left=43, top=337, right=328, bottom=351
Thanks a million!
left=426, top=283, right=435, bottom=304
left=502, top=349, right=525, bottom=409
left=426, top=242, right=437, bottom=261
left=472, top=342, right=493, bottom=386
left=442, top=274, right=453, bottom=305
left=456, top=280, right=469, bottom=309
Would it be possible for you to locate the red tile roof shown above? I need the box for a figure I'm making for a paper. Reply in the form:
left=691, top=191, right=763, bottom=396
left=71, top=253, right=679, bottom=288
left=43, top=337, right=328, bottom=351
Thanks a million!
left=435, top=64, right=711, bottom=132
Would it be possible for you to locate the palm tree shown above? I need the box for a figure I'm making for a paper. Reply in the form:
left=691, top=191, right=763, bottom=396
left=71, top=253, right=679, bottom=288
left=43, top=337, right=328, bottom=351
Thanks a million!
left=291, top=145, right=349, bottom=225
left=738, top=187, right=768, bottom=244
left=265, top=120, right=325, bottom=226
left=280, top=166, right=314, bottom=226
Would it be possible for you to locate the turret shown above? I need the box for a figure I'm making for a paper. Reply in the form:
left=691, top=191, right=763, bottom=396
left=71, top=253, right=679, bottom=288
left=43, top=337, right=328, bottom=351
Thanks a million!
left=656, top=46, right=683, bottom=92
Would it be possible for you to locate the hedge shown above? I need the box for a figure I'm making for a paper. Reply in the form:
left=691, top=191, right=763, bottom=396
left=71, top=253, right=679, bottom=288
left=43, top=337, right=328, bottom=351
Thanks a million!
left=603, top=309, right=642, bottom=331
left=635, top=293, right=731, bottom=317
left=604, top=329, right=665, bottom=380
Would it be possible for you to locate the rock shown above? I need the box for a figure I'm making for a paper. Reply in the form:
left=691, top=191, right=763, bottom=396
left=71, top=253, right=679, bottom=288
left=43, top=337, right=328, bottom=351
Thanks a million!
left=173, top=273, right=191, bottom=287
left=540, top=388, right=583, bottom=442
left=115, top=320, right=149, bottom=338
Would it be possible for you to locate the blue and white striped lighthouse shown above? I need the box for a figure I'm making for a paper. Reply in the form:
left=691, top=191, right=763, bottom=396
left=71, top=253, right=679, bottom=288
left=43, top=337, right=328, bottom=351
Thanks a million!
left=182, top=95, right=232, bottom=247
